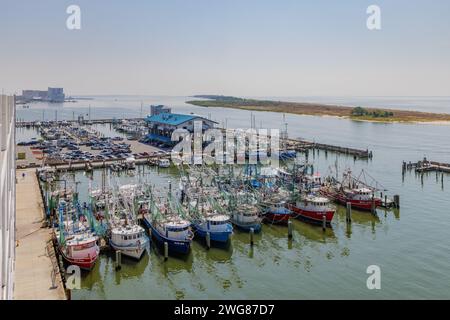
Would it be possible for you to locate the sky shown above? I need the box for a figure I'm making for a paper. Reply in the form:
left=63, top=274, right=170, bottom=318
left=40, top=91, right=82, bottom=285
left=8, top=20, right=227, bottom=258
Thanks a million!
left=1, top=0, right=450, bottom=97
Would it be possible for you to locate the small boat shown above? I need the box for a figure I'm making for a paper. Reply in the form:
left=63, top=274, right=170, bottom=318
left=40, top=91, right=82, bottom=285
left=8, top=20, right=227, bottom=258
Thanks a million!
left=125, top=156, right=136, bottom=170
left=191, top=212, right=233, bottom=243
left=262, top=201, right=292, bottom=225
left=37, top=166, right=56, bottom=182
left=158, top=158, right=170, bottom=168
left=230, top=204, right=262, bottom=232
left=288, top=194, right=335, bottom=225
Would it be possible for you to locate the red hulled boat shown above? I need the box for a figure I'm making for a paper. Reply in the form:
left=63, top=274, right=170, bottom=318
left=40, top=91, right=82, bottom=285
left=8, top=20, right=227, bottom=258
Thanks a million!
left=288, top=194, right=335, bottom=225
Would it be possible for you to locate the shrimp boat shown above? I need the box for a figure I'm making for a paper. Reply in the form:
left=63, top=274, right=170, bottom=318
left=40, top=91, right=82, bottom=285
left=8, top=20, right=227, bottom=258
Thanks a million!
left=55, top=200, right=100, bottom=270
left=144, top=214, right=194, bottom=255
left=191, top=212, right=233, bottom=243
left=230, top=203, right=262, bottom=232
left=260, top=190, right=292, bottom=225
left=109, top=223, right=149, bottom=259
left=159, top=158, right=170, bottom=168
left=107, top=184, right=150, bottom=259
left=141, top=197, right=194, bottom=255
left=288, top=193, right=335, bottom=225
left=188, top=196, right=233, bottom=243
left=262, top=201, right=292, bottom=224
left=320, top=169, right=382, bottom=211
left=227, top=191, right=262, bottom=232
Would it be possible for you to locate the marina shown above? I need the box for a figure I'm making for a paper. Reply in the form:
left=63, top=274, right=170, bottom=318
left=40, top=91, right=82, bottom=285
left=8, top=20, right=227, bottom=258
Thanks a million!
left=11, top=96, right=450, bottom=300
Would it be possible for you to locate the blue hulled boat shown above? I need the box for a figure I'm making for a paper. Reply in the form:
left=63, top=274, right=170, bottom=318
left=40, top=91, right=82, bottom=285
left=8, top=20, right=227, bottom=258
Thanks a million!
left=191, top=213, right=233, bottom=243
left=143, top=214, right=193, bottom=255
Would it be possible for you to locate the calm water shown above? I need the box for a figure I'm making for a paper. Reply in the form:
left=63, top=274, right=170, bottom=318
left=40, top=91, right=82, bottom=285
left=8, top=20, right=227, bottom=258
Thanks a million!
left=18, top=96, right=450, bottom=299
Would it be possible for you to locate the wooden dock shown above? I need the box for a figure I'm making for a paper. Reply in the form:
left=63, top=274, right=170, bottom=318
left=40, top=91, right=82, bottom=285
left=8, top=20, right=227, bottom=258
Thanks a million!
left=16, top=118, right=145, bottom=128
left=403, top=158, right=450, bottom=174
left=14, top=169, right=66, bottom=300
left=47, top=154, right=170, bottom=172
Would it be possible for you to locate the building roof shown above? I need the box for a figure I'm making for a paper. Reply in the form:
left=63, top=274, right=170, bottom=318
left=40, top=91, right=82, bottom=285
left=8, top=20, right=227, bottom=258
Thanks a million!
left=145, top=113, right=217, bottom=126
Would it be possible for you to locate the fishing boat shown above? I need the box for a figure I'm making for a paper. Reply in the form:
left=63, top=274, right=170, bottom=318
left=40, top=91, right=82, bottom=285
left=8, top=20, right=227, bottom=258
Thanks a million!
left=260, top=190, right=292, bottom=225
left=109, top=224, right=149, bottom=259
left=320, top=169, right=383, bottom=211
left=192, top=212, right=233, bottom=243
left=37, top=166, right=56, bottom=182
left=230, top=203, right=262, bottom=232
left=55, top=200, right=100, bottom=270
left=107, top=185, right=150, bottom=259
left=321, top=186, right=382, bottom=211
left=159, top=158, right=170, bottom=168
left=125, top=156, right=136, bottom=169
left=288, top=194, right=335, bottom=225
left=144, top=214, right=194, bottom=254
left=262, top=201, right=292, bottom=224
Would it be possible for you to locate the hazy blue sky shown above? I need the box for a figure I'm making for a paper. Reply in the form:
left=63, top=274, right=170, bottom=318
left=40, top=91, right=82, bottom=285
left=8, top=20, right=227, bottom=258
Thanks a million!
left=1, top=0, right=449, bottom=96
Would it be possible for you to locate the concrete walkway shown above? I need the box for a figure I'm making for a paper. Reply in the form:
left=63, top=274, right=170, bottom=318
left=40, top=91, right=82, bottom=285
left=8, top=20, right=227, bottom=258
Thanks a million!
left=14, top=169, right=66, bottom=300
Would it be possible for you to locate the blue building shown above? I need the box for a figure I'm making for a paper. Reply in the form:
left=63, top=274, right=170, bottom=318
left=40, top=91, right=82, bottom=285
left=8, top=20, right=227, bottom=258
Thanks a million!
left=143, top=111, right=217, bottom=146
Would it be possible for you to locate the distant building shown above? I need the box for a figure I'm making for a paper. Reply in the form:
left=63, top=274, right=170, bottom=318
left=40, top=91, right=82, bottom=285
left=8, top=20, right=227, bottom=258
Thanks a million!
left=150, top=104, right=171, bottom=116
left=144, top=109, right=217, bottom=146
left=47, top=87, right=65, bottom=102
left=21, top=90, right=47, bottom=102
left=0, top=95, right=16, bottom=300
left=18, top=87, right=65, bottom=103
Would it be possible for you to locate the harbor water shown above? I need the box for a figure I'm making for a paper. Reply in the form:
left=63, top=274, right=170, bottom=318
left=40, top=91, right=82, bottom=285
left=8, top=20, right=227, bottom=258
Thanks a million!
left=16, top=96, right=450, bottom=299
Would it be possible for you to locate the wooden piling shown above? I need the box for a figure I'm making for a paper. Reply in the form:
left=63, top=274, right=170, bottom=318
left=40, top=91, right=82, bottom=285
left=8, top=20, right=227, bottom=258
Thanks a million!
left=164, top=242, right=168, bottom=261
left=250, top=227, right=254, bottom=246
left=346, top=202, right=352, bottom=223
left=393, top=195, right=400, bottom=208
left=206, top=232, right=211, bottom=249
left=288, top=220, right=293, bottom=239
left=322, top=215, right=326, bottom=231
left=115, top=250, right=122, bottom=270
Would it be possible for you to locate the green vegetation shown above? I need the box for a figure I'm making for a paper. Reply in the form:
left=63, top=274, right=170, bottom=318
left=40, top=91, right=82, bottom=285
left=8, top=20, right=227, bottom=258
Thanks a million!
left=351, top=106, right=394, bottom=118
left=187, top=95, right=450, bottom=123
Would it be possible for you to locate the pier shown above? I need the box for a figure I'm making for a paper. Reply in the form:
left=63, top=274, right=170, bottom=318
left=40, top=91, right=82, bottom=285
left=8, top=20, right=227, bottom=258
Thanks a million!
left=14, top=169, right=66, bottom=300
left=16, top=118, right=145, bottom=128
left=403, top=158, right=450, bottom=174
left=287, top=139, right=372, bottom=159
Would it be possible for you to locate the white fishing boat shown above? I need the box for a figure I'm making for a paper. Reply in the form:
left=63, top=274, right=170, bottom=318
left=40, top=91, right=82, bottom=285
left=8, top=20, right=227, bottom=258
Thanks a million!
left=125, top=156, right=136, bottom=169
left=158, top=158, right=170, bottom=168
left=109, top=224, right=149, bottom=259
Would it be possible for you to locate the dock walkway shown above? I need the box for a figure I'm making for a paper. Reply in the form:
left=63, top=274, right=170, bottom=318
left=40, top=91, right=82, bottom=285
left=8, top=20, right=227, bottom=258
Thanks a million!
left=14, top=169, right=65, bottom=300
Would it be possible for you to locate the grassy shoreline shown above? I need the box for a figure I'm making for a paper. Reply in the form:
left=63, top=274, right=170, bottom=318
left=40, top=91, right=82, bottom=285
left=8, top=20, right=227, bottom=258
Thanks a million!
left=186, top=96, right=450, bottom=124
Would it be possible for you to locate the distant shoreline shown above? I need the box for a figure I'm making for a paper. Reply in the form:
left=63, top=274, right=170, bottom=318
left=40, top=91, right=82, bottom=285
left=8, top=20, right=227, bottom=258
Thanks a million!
left=186, top=95, right=450, bottom=124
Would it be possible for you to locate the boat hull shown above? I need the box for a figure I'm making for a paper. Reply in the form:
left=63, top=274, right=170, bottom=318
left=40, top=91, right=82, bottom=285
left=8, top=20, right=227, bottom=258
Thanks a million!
left=191, top=224, right=232, bottom=243
left=320, top=189, right=382, bottom=212
left=143, top=219, right=192, bottom=255
left=288, top=204, right=334, bottom=224
left=58, top=247, right=99, bottom=270
left=110, top=242, right=147, bottom=260
left=263, top=213, right=291, bottom=225
left=231, top=220, right=262, bottom=233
